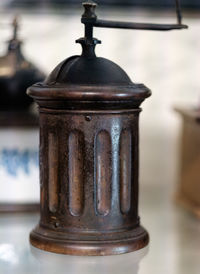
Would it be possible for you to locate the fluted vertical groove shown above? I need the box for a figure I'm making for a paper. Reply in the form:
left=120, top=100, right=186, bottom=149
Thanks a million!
left=48, top=132, right=59, bottom=213
left=120, top=129, right=132, bottom=214
left=68, top=131, right=84, bottom=216
left=95, top=131, right=112, bottom=216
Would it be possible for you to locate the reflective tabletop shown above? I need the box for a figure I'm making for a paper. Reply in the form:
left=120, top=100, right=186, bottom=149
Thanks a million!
left=0, top=184, right=200, bottom=274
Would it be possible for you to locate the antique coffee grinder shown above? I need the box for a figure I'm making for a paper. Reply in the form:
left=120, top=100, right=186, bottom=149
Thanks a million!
left=28, top=1, right=187, bottom=255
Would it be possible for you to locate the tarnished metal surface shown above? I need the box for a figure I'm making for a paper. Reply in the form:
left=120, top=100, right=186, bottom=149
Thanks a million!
left=30, top=109, right=149, bottom=255
left=28, top=61, right=150, bottom=255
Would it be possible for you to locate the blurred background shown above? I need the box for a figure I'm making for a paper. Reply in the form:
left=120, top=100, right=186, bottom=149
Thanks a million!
left=0, top=1, right=200, bottom=274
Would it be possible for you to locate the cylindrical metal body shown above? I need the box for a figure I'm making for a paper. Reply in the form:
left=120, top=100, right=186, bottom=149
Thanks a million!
left=28, top=49, right=151, bottom=255
left=40, top=109, right=139, bottom=229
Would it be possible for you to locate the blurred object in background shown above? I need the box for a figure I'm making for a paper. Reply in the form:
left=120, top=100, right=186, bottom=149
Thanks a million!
left=175, top=107, right=200, bottom=218
left=0, top=16, right=44, bottom=110
left=0, top=17, right=45, bottom=212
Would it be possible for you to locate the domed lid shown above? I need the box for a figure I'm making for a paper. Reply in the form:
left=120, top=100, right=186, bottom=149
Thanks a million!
left=44, top=37, right=132, bottom=86
left=45, top=56, right=131, bottom=87
left=28, top=37, right=151, bottom=109
left=0, top=17, right=45, bottom=110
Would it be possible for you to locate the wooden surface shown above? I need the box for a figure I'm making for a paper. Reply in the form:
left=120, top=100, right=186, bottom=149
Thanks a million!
left=0, top=203, right=39, bottom=213
left=0, top=110, right=38, bottom=128
left=175, top=107, right=200, bottom=218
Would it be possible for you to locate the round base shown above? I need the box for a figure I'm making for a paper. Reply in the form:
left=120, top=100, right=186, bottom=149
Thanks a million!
left=30, top=225, right=149, bottom=256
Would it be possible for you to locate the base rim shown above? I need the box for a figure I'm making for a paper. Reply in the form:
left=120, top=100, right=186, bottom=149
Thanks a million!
left=30, top=226, right=149, bottom=256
